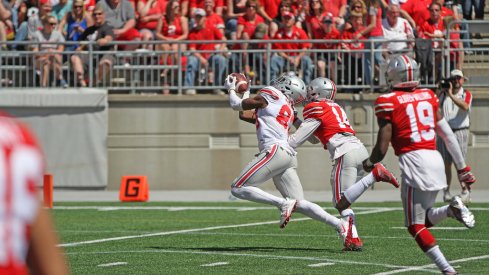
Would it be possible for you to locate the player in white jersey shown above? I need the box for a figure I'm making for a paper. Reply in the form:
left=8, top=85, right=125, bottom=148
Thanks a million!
left=288, top=77, right=399, bottom=251
left=0, top=113, right=68, bottom=275
left=224, top=73, right=353, bottom=249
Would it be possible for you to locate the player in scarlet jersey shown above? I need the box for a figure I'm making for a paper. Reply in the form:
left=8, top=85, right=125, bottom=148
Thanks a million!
left=288, top=77, right=399, bottom=251
left=363, top=55, right=476, bottom=275
left=224, top=72, right=354, bottom=249
left=0, top=113, right=68, bottom=275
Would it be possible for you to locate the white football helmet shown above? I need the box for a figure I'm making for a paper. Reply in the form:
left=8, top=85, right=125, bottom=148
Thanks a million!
left=307, top=77, right=337, bottom=102
left=386, top=54, right=420, bottom=89
left=270, top=72, right=306, bottom=105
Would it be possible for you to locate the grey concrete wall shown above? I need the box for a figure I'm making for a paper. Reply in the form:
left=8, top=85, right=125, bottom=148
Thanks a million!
left=108, top=92, right=489, bottom=193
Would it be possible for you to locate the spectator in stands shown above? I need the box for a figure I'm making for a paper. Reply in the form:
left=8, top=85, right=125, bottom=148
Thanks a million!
left=184, top=8, right=228, bottom=95
left=360, top=0, right=384, bottom=86
left=71, top=6, right=115, bottom=87
left=96, top=0, right=141, bottom=51
left=313, top=14, right=340, bottom=81
left=322, top=0, right=347, bottom=29
left=229, top=0, right=266, bottom=79
left=190, top=0, right=224, bottom=16
left=204, top=0, right=226, bottom=33
left=305, top=0, right=326, bottom=40
left=156, top=0, right=189, bottom=92
left=343, top=0, right=367, bottom=31
left=0, top=0, right=13, bottom=49
left=32, top=15, right=67, bottom=88
left=444, top=16, right=464, bottom=70
left=257, top=0, right=281, bottom=24
left=419, top=2, right=444, bottom=80
left=180, top=0, right=190, bottom=17
left=268, top=0, right=292, bottom=37
left=0, top=113, right=69, bottom=275
left=400, top=0, right=431, bottom=31
left=381, top=3, right=414, bottom=63
left=58, top=0, right=94, bottom=52
left=436, top=69, right=473, bottom=203
left=137, top=0, right=166, bottom=50
left=340, top=11, right=365, bottom=89
left=224, top=0, right=247, bottom=41
left=13, top=0, right=51, bottom=50
left=271, top=11, right=313, bottom=84
left=52, top=0, right=72, bottom=21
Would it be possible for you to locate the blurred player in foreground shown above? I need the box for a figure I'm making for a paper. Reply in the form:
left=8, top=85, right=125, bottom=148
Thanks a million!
left=363, top=55, right=476, bottom=275
left=288, top=77, right=400, bottom=251
left=224, top=72, right=353, bottom=249
left=0, top=113, right=68, bottom=275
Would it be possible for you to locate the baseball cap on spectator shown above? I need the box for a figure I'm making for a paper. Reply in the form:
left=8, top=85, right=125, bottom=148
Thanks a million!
left=323, top=12, right=333, bottom=23
left=253, top=23, right=268, bottom=39
left=282, top=11, right=295, bottom=20
left=450, top=69, right=468, bottom=80
left=193, top=8, right=206, bottom=17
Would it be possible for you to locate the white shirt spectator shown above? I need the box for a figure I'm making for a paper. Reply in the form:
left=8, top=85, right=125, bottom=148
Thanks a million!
left=382, top=16, right=414, bottom=52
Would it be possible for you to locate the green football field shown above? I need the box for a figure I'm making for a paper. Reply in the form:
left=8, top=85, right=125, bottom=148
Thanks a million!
left=53, top=201, right=489, bottom=274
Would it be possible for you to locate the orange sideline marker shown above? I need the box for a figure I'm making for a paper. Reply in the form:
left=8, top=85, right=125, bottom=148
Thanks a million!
left=119, top=175, right=149, bottom=202
left=43, top=174, right=53, bottom=208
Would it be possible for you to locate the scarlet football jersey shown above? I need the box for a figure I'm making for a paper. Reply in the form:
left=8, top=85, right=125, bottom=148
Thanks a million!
left=374, top=89, right=439, bottom=156
left=0, top=114, right=43, bottom=273
left=303, top=101, right=355, bottom=145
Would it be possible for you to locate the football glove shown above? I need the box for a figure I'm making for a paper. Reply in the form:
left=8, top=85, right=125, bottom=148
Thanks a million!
left=224, top=74, right=237, bottom=91
left=458, top=166, right=476, bottom=185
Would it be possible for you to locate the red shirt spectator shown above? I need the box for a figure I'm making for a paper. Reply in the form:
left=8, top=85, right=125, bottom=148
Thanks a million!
left=341, top=13, right=365, bottom=52
left=322, top=0, right=346, bottom=19
left=272, top=13, right=310, bottom=56
left=419, top=2, right=444, bottom=47
left=305, top=0, right=327, bottom=39
left=190, top=0, right=224, bottom=14
left=137, top=0, right=167, bottom=30
left=237, top=7, right=265, bottom=37
left=204, top=0, right=225, bottom=31
left=314, top=19, right=340, bottom=49
left=365, top=4, right=383, bottom=37
left=188, top=19, right=224, bottom=59
left=257, top=0, right=281, bottom=21
left=402, top=0, right=430, bottom=28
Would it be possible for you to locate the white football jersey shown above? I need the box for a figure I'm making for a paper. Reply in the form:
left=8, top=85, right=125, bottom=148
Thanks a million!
left=255, top=86, right=296, bottom=154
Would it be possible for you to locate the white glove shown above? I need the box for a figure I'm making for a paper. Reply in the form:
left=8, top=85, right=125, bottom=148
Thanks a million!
left=224, top=75, right=237, bottom=91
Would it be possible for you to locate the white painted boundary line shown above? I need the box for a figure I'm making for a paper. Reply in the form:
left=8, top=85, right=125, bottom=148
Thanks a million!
left=97, top=262, right=127, bottom=267
left=373, top=254, right=489, bottom=275
left=60, top=208, right=395, bottom=247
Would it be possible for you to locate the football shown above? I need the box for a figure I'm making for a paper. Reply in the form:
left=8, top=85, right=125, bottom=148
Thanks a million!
left=230, top=73, right=249, bottom=94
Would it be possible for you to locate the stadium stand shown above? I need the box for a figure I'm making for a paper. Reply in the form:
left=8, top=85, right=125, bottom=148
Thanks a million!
left=0, top=0, right=487, bottom=93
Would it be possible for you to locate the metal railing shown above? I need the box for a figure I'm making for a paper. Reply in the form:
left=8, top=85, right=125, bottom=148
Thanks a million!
left=1, top=36, right=488, bottom=93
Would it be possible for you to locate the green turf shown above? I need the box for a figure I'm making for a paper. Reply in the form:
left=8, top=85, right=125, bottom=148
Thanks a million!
left=53, top=201, right=489, bottom=274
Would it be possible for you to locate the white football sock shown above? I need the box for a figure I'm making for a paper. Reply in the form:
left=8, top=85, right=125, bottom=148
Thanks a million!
left=427, top=205, right=449, bottom=225
left=342, top=173, right=376, bottom=204
left=295, top=200, right=339, bottom=228
left=231, top=186, right=283, bottom=207
left=425, top=245, right=456, bottom=273
left=340, top=209, right=359, bottom=238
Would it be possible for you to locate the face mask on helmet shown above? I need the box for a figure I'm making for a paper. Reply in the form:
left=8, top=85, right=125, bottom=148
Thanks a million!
left=307, top=77, right=337, bottom=102
left=271, top=72, right=307, bottom=105
left=386, top=55, right=420, bottom=89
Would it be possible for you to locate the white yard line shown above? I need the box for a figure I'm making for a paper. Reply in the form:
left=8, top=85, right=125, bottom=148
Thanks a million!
left=308, top=262, right=335, bottom=267
left=97, top=262, right=127, bottom=267
left=372, top=254, right=489, bottom=275
left=200, top=262, right=229, bottom=267
left=60, top=208, right=394, bottom=247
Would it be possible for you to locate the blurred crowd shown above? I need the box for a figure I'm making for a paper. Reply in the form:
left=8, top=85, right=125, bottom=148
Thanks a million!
left=0, top=0, right=485, bottom=91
